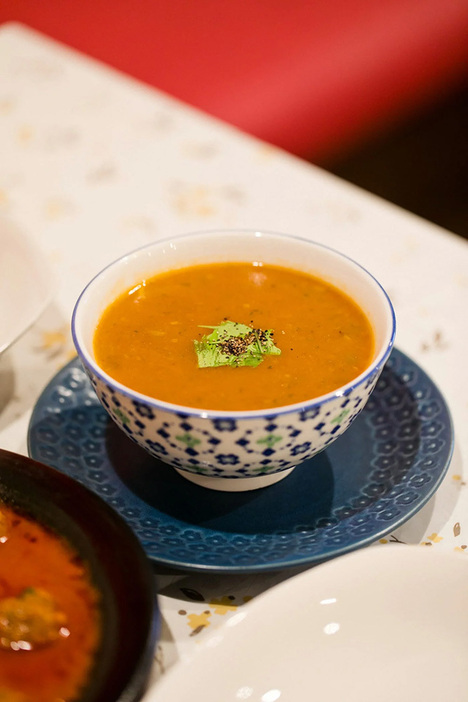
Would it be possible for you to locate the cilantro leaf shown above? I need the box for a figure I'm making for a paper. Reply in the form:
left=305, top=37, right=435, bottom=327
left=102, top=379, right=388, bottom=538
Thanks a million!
left=194, top=320, right=281, bottom=368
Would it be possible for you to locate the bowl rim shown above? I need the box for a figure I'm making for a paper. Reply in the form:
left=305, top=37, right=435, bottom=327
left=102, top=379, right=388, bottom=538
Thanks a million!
left=71, top=229, right=396, bottom=419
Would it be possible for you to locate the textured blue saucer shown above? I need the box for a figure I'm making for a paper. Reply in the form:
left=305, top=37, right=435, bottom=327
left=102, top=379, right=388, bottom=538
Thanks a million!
left=27, top=349, right=453, bottom=573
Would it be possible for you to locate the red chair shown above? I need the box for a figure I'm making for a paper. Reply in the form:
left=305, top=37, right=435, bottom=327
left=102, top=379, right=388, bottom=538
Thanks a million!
left=1, top=0, right=467, bottom=162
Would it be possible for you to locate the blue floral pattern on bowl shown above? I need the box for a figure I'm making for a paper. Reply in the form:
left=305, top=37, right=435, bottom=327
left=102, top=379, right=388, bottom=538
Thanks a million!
left=83, top=363, right=382, bottom=480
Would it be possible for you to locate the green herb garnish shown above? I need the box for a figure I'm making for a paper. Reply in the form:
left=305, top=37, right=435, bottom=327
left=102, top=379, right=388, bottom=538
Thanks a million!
left=194, top=320, right=281, bottom=368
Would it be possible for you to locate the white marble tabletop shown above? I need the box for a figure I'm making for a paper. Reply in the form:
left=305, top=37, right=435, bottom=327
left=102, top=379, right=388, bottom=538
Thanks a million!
left=0, top=22, right=467, bottom=694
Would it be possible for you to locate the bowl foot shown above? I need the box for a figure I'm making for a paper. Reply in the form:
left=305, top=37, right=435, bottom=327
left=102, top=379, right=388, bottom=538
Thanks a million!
left=174, top=467, right=295, bottom=491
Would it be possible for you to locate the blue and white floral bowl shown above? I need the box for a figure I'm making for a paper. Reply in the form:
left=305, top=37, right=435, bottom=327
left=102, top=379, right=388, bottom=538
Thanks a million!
left=72, top=230, right=396, bottom=491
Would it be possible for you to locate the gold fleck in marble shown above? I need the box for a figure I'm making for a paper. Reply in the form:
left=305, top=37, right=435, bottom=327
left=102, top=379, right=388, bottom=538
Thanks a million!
left=35, top=328, right=74, bottom=363
left=86, top=162, right=117, bottom=182
left=17, top=125, right=34, bottom=143
left=210, top=596, right=238, bottom=616
left=172, top=185, right=216, bottom=217
left=427, top=533, right=443, bottom=543
left=186, top=610, right=212, bottom=636
left=255, top=143, right=278, bottom=161
left=41, top=330, right=68, bottom=349
left=0, top=97, right=14, bottom=114
left=182, top=142, right=218, bottom=158
left=44, top=198, right=74, bottom=219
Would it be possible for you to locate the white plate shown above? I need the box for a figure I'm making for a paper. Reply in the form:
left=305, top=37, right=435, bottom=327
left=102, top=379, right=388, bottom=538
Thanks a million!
left=0, top=217, right=54, bottom=354
left=146, top=546, right=468, bottom=701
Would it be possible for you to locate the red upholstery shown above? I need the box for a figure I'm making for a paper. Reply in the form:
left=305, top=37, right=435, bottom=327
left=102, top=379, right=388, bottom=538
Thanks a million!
left=1, top=0, right=467, bottom=161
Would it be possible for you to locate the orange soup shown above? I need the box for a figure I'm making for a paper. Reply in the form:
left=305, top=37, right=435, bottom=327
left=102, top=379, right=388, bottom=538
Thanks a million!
left=94, top=262, right=374, bottom=411
left=0, top=504, right=101, bottom=702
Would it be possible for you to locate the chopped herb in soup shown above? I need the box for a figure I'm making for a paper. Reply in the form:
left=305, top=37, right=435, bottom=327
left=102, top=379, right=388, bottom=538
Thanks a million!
left=0, top=504, right=100, bottom=702
left=195, top=320, right=281, bottom=368
left=93, top=262, right=374, bottom=411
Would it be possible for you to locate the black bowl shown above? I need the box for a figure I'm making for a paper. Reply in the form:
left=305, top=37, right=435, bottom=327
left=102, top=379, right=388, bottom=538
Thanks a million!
left=0, top=448, right=160, bottom=702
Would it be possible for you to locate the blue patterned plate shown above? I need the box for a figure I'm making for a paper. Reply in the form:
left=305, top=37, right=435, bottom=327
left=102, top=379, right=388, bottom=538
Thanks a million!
left=27, top=349, right=453, bottom=573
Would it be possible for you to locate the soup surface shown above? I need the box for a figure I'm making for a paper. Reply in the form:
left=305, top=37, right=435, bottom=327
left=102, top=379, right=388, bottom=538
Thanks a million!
left=94, top=262, right=374, bottom=411
left=0, top=504, right=101, bottom=702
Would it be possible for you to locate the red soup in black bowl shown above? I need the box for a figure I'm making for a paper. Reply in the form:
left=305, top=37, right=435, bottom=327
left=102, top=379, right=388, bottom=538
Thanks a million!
left=0, top=448, right=159, bottom=702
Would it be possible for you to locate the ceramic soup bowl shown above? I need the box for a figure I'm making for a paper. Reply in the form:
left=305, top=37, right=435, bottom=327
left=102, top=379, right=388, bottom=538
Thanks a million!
left=72, top=230, right=396, bottom=491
